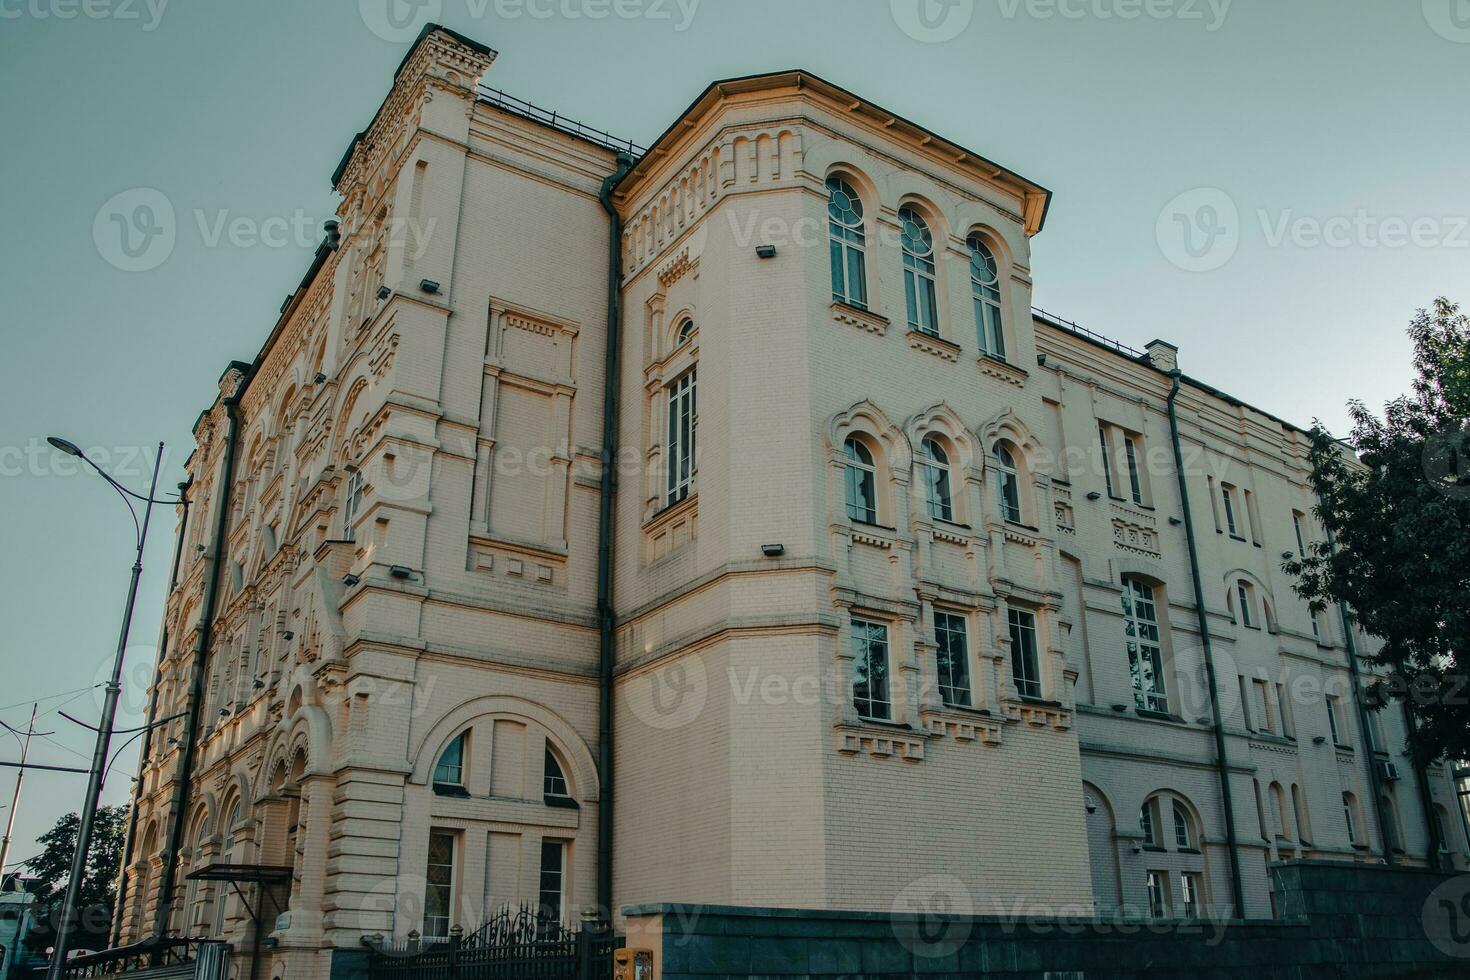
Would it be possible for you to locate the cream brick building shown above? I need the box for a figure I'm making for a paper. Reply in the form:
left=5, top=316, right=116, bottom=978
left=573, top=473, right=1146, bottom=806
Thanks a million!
left=113, top=24, right=1468, bottom=980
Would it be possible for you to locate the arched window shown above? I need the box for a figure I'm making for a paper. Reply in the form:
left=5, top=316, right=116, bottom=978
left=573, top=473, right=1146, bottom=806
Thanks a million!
left=1381, top=791, right=1403, bottom=851
left=994, top=444, right=1022, bottom=524
left=543, top=746, right=571, bottom=803
left=434, top=732, right=467, bottom=789
left=899, top=206, right=939, bottom=335
left=844, top=437, right=878, bottom=525
left=968, top=236, right=1005, bottom=358
left=1121, top=579, right=1168, bottom=713
left=918, top=437, right=953, bottom=522
left=1173, top=801, right=1195, bottom=849
left=675, top=317, right=695, bottom=347
left=214, top=800, right=242, bottom=933
left=827, top=176, right=868, bottom=309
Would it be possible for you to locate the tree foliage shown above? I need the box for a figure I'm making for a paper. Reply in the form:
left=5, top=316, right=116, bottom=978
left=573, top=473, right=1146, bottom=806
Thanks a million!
left=1286, top=297, right=1470, bottom=766
left=23, top=805, right=128, bottom=911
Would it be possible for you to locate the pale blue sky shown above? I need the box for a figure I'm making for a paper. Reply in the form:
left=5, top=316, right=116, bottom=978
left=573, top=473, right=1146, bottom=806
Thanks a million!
left=1, top=0, right=1466, bottom=867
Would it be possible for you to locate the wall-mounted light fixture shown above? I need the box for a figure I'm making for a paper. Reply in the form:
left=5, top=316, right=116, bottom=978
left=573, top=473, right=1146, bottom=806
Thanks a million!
left=755, top=244, right=777, bottom=259
left=420, top=279, right=441, bottom=294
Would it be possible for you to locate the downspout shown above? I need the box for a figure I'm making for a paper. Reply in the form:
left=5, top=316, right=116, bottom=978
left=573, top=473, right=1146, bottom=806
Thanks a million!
left=1321, top=518, right=1396, bottom=866
left=154, top=368, right=252, bottom=938
left=1167, top=372, right=1245, bottom=919
left=594, top=152, right=635, bottom=925
left=112, top=484, right=192, bottom=947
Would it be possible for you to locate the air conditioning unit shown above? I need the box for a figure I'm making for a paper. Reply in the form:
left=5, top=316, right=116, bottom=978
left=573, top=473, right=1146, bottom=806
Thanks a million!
left=1377, top=761, right=1401, bottom=782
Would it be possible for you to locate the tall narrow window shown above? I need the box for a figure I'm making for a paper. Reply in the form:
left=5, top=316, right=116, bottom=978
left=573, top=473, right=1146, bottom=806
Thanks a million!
left=827, top=176, right=867, bottom=309
left=1237, top=581, right=1255, bottom=627
left=538, top=840, right=566, bottom=925
left=1124, top=436, right=1144, bottom=505
left=1008, top=608, right=1041, bottom=699
left=214, top=801, right=241, bottom=933
left=1146, top=871, right=1169, bottom=918
left=844, top=438, right=878, bottom=524
left=543, top=746, right=570, bottom=802
left=1292, top=509, right=1308, bottom=556
left=343, top=468, right=364, bottom=539
left=968, top=236, right=1005, bottom=358
left=1326, top=695, right=1343, bottom=745
left=433, top=732, right=466, bottom=787
left=933, top=611, right=971, bottom=707
left=1221, top=484, right=1239, bottom=535
left=1122, top=579, right=1168, bottom=712
left=919, top=437, right=953, bottom=522
left=666, top=368, right=697, bottom=506
left=1140, top=802, right=1158, bottom=846
left=899, top=206, right=939, bottom=335
left=1173, top=802, right=1193, bottom=849
left=851, top=618, right=891, bottom=720
left=1181, top=872, right=1202, bottom=919
left=995, top=444, right=1022, bottom=524
left=1098, top=427, right=1115, bottom=498
left=1342, top=792, right=1359, bottom=844
left=424, top=831, right=455, bottom=938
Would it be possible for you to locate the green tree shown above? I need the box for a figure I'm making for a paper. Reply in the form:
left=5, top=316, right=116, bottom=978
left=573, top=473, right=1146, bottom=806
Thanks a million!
left=1286, top=297, right=1470, bottom=766
left=23, top=806, right=127, bottom=910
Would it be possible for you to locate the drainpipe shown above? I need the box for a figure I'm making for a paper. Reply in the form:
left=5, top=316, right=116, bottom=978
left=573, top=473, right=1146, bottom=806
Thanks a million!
left=154, top=366, right=253, bottom=939
left=1320, top=518, right=1397, bottom=867
left=112, top=484, right=192, bottom=947
left=594, top=152, right=635, bottom=925
left=1167, top=372, right=1245, bottom=919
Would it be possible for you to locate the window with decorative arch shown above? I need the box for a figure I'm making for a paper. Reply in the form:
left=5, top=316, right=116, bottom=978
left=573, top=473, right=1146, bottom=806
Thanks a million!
left=827, top=175, right=868, bottom=309
left=993, top=442, right=1024, bottom=524
left=918, top=436, right=954, bottom=522
left=433, top=731, right=468, bottom=795
left=844, top=436, right=880, bottom=525
left=666, top=324, right=697, bottom=507
left=899, top=205, right=939, bottom=335
left=214, top=799, right=243, bottom=933
left=968, top=234, right=1005, bottom=359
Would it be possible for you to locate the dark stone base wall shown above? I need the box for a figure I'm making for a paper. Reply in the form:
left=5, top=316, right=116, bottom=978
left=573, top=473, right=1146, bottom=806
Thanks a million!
left=627, top=862, right=1470, bottom=979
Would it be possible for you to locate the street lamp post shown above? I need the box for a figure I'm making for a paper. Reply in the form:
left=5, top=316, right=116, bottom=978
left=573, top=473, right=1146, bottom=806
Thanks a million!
left=43, top=438, right=169, bottom=980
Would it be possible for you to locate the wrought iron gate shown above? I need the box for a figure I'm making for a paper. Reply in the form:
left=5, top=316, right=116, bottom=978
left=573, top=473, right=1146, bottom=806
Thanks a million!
left=364, top=908, right=620, bottom=980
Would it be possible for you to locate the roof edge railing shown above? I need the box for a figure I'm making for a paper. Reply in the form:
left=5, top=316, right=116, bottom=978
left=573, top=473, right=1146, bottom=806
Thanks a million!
left=1032, top=306, right=1148, bottom=360
left=476, top=85, right=647, bottom=158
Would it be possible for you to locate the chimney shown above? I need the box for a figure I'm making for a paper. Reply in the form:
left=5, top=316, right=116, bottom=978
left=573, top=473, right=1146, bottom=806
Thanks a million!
left=1144, top=339, right=1178, bottom=374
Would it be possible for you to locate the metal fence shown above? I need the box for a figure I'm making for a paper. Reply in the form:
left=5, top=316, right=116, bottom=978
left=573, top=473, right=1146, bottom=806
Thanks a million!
left=59, top=938, right=229, bottom=980
left=364, top=908, right=619, bottom=980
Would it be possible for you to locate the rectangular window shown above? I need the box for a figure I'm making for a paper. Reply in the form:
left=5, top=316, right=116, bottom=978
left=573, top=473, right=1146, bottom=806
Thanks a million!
left=343, top=468, right=364, bottom=539
left=1124, top=436, right=1144, bottom=505
left=851, top=618, right=892, bottom=720
left=1221, top=484, right=1239, bottom=535
left=666, top=369, right=697, bottom=506
left=424, top=830, right=456, bottom=938
left=1293, top=509, right=1308, bottom=556
left=1239, top=675, right=1253, bottom=731
left=1008, top=608, right=1041, bottom=700
left=1326, top=695, right=1343, bottom=745
left=1146, top=871, right=1170, bottom=918
left=1181, top=873, right=1202, bottom=919
left=1122, top=580, right=1168, bottom=713
left=1253, top=679, right=1274, bottom=734
left=933, top=611, right=971, bottom=707
left=1237, top=582, right=1254, bottom=627
left=538, top=839, right=566, bottom=925
left=829, top=210, right=868, bottom=308
left=1098, top=426, right=1115, bottom=498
